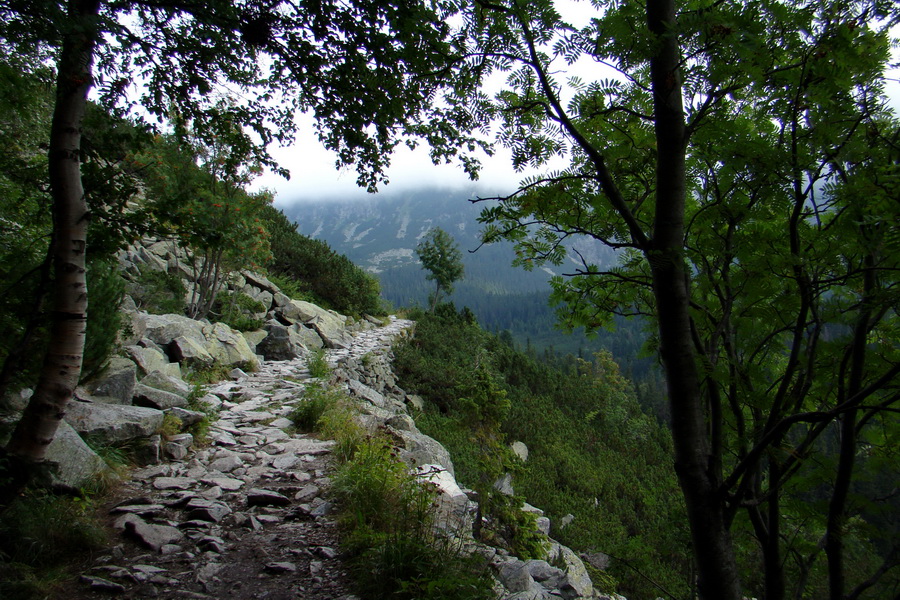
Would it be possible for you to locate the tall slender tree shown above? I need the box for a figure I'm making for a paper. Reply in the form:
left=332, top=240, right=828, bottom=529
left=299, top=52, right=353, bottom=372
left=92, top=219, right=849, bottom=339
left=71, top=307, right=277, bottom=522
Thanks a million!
left=447, top=0, right=899, bottom=597
left=416, top=227, right=465, bottom=311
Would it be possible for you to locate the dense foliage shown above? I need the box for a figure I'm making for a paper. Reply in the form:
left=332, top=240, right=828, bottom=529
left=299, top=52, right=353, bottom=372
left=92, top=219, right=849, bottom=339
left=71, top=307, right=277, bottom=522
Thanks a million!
left=393, top=306, right=687, bottom=598
left=261, top=205, right=383, bottom=315
left=439, top=0, right=900, bottom=597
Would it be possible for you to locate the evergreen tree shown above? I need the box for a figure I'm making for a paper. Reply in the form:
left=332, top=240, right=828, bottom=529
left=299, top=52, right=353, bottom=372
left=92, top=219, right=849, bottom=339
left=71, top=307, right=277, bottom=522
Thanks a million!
left=415, top=227, right=464, bottom=312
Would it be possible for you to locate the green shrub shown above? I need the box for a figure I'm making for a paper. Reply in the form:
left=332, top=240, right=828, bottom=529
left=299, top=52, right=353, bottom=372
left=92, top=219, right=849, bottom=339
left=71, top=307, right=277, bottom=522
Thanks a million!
left=183, top=362, right=237, bottom=385
left=332, top=439, right=494, bottom=600
left=289, top=384, right=343, bottom=432
left=130, top=267, right=187, bottom=315
left=81, top=258, right=127, bottom=382
left=307, top=348, right=330, bottom=379
left=211, top=291, right=265, bottom=332
left=0, top=490, right=106, bottom=599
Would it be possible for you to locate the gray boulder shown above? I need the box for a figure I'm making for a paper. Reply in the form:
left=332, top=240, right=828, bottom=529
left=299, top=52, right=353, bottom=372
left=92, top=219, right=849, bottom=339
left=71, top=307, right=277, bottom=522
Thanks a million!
left=242, top=271, right=279, bottom=294
left=278, top=300, right=351, bottom=349
left=85, top=357, right=137, bottom=404
left=241, top=329, right=268, bottom=353
left=169, top=335, right=215, bottom=367
left=65, top=400, right=165, bottom=442
left=133, top=383, right=188, bottom=410
left=141, top=370, right=191, bottom=398
left=43, top=420, right=111, bottom=490
left=256, top=323, right=308, bottom=361
left=141, top=314, right=206, bottom=348
left=125, top=345, right=181, bottom=378
left=202, top=322, right=258, bottom=368
left=546, top=543, right=594, bottom=599
left=391, top=428, right=455, bottom=477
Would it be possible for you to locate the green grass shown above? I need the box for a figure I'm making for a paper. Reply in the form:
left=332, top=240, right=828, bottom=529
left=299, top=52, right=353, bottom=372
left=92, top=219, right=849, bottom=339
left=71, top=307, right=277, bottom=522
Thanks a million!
left=0, top=490, right=107, bottom=600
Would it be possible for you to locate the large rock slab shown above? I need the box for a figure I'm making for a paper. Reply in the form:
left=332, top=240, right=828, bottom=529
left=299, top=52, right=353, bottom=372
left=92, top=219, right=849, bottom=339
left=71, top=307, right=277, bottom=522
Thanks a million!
left=278, top=300, right=351, bottom=349
left=125, top=345, right=181, bottom=378
left=43, top=420, right=111, bottom=490
left=132, top=383, right=188, bottom=410
left=169, top=335, right=215, bottom=367
left=141, top=370, right=191, bottom=398
left=65, top=401, right=164, bottom=442
left=85, top=357, right=137, bottom=404
left=547, top=543, right=594, bottom=599
left=119, top=514, right=184, bottom=552
left=256, top=323, right=309, bottom=361
left=202, top=322, right=258, bottom=369
left=391, top=428, right=455, bottom=477
left=141, top=314, right=207, bottom=349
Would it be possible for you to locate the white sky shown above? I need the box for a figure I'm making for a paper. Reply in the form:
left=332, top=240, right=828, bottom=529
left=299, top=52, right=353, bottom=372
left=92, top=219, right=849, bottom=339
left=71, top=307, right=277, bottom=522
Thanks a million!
left=255, top=4, right=900, bottom=206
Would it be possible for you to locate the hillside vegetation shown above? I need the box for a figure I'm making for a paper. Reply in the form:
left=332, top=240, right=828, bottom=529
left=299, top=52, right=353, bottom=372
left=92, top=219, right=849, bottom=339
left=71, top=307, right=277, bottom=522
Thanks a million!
left=393, top=305, right=688, bottom=598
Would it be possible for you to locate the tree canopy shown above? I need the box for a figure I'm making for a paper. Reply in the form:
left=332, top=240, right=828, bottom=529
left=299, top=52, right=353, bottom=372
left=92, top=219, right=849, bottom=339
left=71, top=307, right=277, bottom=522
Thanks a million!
left=443, top=0, right=900, bottom=598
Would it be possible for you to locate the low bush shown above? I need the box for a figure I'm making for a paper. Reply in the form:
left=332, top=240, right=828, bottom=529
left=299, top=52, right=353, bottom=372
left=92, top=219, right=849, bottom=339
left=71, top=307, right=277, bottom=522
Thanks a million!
left=307, top=348, right=330, bottom=379
left=211, top=291, right=265, bottom=332
left=332, top=439, right=494, bottom=600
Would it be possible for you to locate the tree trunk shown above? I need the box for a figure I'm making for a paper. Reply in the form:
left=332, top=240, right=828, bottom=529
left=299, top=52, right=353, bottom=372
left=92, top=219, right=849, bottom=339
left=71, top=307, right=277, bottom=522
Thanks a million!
left=1, top=0, right=100, bottom=504
left=825, top=254, right=875, bottom=599
left=645, top=0, right=742, bottom=597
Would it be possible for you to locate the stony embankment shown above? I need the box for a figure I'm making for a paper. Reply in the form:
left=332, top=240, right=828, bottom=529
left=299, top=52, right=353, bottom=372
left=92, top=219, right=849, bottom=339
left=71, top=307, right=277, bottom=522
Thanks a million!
left=74, top=317, right=413, bottom=600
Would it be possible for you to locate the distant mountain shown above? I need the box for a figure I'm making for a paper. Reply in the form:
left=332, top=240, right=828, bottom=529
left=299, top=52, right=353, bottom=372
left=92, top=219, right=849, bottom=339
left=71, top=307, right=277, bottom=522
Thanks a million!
left=280, top=186, right=616, bottom=307
left=277, top=187, right=658, bottom=373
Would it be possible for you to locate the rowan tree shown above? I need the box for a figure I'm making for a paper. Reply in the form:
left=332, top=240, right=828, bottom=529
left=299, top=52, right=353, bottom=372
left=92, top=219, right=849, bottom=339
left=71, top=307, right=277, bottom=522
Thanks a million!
left=446, top=0, right=900, bottom=598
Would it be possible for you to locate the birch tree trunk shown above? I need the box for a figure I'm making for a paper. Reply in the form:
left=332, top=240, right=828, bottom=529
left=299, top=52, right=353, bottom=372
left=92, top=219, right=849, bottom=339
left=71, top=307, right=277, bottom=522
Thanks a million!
left=1, top=0, right=101, bottom=504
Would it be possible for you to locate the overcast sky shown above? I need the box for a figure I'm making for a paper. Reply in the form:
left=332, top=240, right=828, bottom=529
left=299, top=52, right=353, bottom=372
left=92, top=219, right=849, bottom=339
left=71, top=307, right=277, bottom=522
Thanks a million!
left=257, top=8, right=900, bottom=207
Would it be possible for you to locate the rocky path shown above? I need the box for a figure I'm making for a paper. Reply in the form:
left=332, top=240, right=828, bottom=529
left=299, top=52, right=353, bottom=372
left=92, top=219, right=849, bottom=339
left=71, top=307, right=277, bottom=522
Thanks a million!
left=74, top=317, right=414, bottom=600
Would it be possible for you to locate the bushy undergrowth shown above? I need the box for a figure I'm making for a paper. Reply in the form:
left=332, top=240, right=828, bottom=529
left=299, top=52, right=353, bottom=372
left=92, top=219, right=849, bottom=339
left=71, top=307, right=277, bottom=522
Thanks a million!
left=393, top=305, right=689, bottom=599
left=332, top=438, right=493, bottom=600
left=298, top=386, right=493, bottom=599
left=307, top=348, right=330, bottom=379
left=0, top=490, right=107, bottom=599
left=129, top=267, right=187, bottom=315
left=289, top=384, right=346, bottom=433
left=261, top=205, right=384, bottom=316
left=211, top=291, right=265, bottom=332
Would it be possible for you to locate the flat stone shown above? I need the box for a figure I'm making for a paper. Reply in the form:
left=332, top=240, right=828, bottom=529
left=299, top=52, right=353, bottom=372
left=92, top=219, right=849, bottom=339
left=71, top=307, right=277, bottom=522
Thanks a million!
left=197, top=535, right=227, bottom=553
left=109, top=504, right=166, bottom=517
left=247, top=488, right=291, bottom=507
left=313, top=546, right=338, bottom=559
left=208, top=454, right=243, bottom=473
left=282, top=438, right=335, bottom=456
left=81, top=575, right=126, bottom=593
left=185, top=499, right=232, bottom=523
left=121, top=515, right=184, bottom=552
left=310, top=501, right=334, bottom=517
left=200, top=476, right=244, bottom=491
left=153, top=477, right=194, bottom=490
left=264, top=562, right=297, bottom=574
left=293, top=485, right=320, bottom=502
left=272, top=454, right=300, bottom=470
left=239, top=411, right=275, bottom=422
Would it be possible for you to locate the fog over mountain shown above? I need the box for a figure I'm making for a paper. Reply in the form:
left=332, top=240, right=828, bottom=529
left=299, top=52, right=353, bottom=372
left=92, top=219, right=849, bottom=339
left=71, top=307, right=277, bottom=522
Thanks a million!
left=276, top=187, right=657, bottom=366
